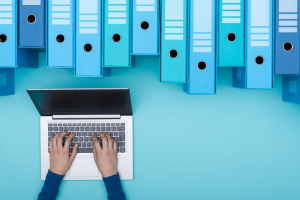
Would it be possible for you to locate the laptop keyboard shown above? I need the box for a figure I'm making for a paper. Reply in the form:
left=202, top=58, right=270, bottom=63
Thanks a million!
left=48, top=123, right=126, bottom=154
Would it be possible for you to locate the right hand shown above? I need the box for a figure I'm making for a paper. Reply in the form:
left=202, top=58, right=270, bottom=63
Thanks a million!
left=92, top=133, right=118, bottom=178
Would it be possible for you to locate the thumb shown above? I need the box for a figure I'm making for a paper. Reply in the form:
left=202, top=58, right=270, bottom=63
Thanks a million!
left=69, top=144, right=78, bottom=165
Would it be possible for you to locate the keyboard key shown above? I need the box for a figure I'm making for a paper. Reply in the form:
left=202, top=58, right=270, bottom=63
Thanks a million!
left=96, top=127, right=100, bottom=131
left=53, top=123, right=57, bottom=126
left=111, top=123, right=115, bottom=126
left=109, top=132, right=114, bottom=136
left=88, top=132, right=92, bottom=136
left=77, top=148, right=93, bottom=153
left=77, top=143, right=82, bottom=147
left=117, top=127, right=125, bottom=131
left=101, top=127, right=105, bottom=131
left=80, top=127, right=84, bottom=131
left=48, top=132, right=55, bottom=136
left=87, top=123, right=91, bottom=126
left=89, top=137, right=93, bottom=142
left=120, top=148, right=125, bottom=153
left=53, top=127, right=58, bottom=131
left=115, top=137, right=120, bottom=141
left=121, top=123, right=125, bottom=126
left=77, top=123, right=81, bottom=126
left=71, top=143, right=75, bottom=147
left=92, top=123, right=96, bottom=126
left=58, top=123, right=62, bottom=126
left=84, top=137, right=89, bottom=142
left=85, top=127, right=89, bottom=131
left=75, top=127, right=79, bottom=131
left=117, top=142, right=125, bottom=147
left=82, top=132, right=87, bottom=136
left=106, top=123, right=110, bottom=126
left=119, top=132, right=125, bottom=141
left=63, top=123, right=67, bottom=126
left=48, top=138, right=51, bottom=142
left=93, top=132, right=98, bottom=135
left=116, top=123, right=120, bottom=126
left=112, top=127, right=116, bottom=131
left=74, top=137, right=78, bottom=142
left=63, top=127, right=68, bottom=132
left=73, top=123, right=76, bottom=126
left=82, top=123, right=86, bottom=126
left=69, top=127, right=74, bottom=131
left=68, top=123, right=72, bottom=126
left=82, top=142, right=87, bottom=147
left=79, top=137, right=83, bottom=142
left=48, top=124, right=52, bottom=126
left=59, top=127, right=63, bottom=132
left=48, top=127, right=53, bottom=131
left=90, top=127, right=95, bottom=131
left=113, top=132, right=118, bottom=136
left=77, top=132, right=82, bottom=136
left=97, top=123, right=100, bottom=126
left=117, top=148, right=120, bottom=153
left=87, top=142, right=92, bottom=147
left=106, top=127, right=111, bottom=131
left=101, top=123, right=105, bottom=126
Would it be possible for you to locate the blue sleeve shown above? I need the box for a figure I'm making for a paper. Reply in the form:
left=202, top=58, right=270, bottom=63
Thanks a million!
left=38, top=170, right=64, bottom=200
left=103, top=174, right=126, bottom=200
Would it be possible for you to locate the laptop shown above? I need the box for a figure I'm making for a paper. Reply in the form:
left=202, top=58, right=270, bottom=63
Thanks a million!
left=27, top=89, right=133, bottom=180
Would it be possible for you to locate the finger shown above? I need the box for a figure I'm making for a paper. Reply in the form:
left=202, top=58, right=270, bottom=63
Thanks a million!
left=105, top=133, right=113, bottom=149
left=99, top=132, right=108, bottom=150
left=69, top=144, right=78, bottom=165
left=49, top=137, right=53, bottom=153
left=51, top=132, right=60, bottom=148
left=57, top=132, right=70, bottom=149
left=93, top=146, right=97, bottom=163
left=92, top=135, right=101, bottom=153
left=113, top=140, right=117, bottom=153
left=64, top=132, right=76, bottom=150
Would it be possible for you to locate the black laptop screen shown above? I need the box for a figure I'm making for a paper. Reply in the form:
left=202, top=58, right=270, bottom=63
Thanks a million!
left=27, top=89, right=132, bottom=116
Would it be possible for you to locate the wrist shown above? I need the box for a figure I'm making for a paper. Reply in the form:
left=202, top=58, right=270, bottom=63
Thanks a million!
left=101, top=170, right=118, bottom=178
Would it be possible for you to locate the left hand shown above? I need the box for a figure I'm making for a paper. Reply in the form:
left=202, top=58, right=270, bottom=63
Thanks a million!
left=49, top=132, right=78, bottom=176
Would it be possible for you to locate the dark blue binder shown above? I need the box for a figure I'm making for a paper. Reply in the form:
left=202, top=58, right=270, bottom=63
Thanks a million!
left=19, top=0, right=45, bottom=48
left=282, top=76, right=300, bottom=104
left=275, top=0, right=300, bottom=75
left=0, top=68, right=14, bottom=96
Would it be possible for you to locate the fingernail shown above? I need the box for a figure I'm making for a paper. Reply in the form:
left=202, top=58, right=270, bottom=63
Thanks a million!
left=75, top=144, right=78, bottom=147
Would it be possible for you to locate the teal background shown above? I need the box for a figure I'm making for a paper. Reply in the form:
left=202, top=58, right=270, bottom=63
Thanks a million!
left=0, top=53, right=300, bottom=200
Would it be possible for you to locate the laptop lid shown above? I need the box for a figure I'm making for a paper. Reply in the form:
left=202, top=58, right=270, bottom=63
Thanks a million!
left=27, top=89, right=132, bottom=116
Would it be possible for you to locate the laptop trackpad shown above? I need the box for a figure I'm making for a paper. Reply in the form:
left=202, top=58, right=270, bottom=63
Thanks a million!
left=69, top=158, right=99, bottom=177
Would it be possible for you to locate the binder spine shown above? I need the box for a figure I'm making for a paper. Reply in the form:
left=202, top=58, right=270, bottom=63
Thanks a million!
left=282, top=76, right=300, bottom=104
left=275, top=0, right=300, bottom=75
left=0, top=0, right=16, bottom=68
left=218, top=0, right=245, bottom=67
left=246, top=0, right=273, bottom=89
left=47, top=0, right=74, bottom=68
left=187, top=0, right=216, bottom=94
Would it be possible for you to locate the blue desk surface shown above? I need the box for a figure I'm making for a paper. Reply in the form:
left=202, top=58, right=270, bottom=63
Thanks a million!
left=0, top=53, right=300, bottom=200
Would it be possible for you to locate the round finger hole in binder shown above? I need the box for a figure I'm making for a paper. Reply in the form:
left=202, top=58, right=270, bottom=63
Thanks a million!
left=0, top=34, right=7, bottom=43
left=198, top=61, right=207, bottom=70
left=112, top=34, right=121, bottom=43
left=227, top=33, right=236, bottom=42
left=27, top=14, right=36, bottom=24
left=84, top=43, right=93, bottom=52
left=56, top=34, right=65, bottom=43
left=255, top=56, right=264, bottom=65
left=141, top=21, right=149, bottom=30
left=169, top=49, right=178, bottom=58
left=283, top=42, right=293, bottom=51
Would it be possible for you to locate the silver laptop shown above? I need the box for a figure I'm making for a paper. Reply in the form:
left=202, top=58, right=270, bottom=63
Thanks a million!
left=27, top=89, right=133, bottom=180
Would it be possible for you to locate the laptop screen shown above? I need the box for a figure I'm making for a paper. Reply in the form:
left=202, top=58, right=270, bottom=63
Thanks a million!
left=27, top=89, right=132, bottom=116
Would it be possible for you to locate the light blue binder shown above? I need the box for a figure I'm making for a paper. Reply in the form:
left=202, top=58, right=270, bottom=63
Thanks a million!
left=185, top=0, right=216, bottom=94
left=246, top=0, right=273, bottom=89
left=233, top=0, right=273, bottom=90
left=103, top=0, right=133, bottom=67
left=282, top=76, right=300, bottom=104
left=0, top=0, right=38, bottom=68
left=0, top=68, right=14, bottom=96
left=47, top=0, right=75, bottom=68
left=75, top=0, right=110, bottom=77
left=132, top=0, right=159, bottom=57
left=218, top=0, right=245, bottom=67
left=160, top=0, right=187, bottom=83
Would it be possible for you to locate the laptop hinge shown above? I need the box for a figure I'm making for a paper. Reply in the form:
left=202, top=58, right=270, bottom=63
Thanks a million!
left=52, top=115, right=121, bottom=120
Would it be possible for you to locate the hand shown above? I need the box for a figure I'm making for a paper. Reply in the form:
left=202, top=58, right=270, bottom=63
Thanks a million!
left=49, top=132, right=78, bottom=176
left=92, top=133, right=118, bottom=178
